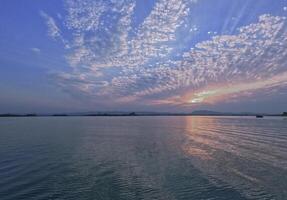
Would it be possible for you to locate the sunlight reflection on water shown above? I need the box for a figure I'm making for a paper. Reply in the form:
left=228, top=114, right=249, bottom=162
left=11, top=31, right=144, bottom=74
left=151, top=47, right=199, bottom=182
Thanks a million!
left=0, top=116, right=286, bottom=200
left=183, top=116, right=287, bottom=199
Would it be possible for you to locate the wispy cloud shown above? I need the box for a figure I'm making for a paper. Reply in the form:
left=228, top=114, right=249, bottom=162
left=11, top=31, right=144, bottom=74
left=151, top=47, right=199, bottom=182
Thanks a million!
left=40, top=10, right=70, bottom=48
left=40, top=11, right=61, bottom=39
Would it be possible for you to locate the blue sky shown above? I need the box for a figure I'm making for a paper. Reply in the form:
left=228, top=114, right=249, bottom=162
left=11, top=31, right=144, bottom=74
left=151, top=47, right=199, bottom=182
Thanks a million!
left=0, top=0, right=287, bottom=113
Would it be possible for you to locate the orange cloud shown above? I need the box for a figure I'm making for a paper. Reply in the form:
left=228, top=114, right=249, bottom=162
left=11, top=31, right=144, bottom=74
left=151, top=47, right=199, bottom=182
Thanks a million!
left=185, top=72, right=287, bottom=104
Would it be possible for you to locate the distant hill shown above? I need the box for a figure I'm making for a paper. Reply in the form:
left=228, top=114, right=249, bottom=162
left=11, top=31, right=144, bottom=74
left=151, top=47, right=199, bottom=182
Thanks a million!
left=191, top=110, right=273, bottom=116
left=191, top=110, right=225, bottom=115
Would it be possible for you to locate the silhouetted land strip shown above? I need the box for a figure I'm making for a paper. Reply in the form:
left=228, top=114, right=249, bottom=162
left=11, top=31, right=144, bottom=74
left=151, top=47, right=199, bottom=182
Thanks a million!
left=0, top=114, right=37, bottom=117
left=1, top=111, right=286, bottom=117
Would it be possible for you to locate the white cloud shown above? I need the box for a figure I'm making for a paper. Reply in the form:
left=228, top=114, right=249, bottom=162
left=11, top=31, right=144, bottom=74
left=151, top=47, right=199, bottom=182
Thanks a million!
left=31, top=48, right=41, bottom=53
left=112, top=14, right=287, bottom=103
left=42, top=1, right=287, bottom=107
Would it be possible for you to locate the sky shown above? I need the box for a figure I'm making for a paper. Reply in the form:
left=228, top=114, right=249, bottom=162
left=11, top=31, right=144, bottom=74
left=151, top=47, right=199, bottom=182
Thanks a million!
left=0, top=0, right=287, bottom=113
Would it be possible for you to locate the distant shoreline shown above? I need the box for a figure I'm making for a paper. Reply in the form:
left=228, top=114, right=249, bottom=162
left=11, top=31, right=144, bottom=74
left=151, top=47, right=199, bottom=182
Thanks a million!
left=0, top=113, right=286, bottom=117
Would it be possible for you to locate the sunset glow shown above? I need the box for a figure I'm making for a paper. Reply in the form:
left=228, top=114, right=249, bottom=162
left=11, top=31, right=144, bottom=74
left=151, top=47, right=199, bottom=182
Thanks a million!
left=1, top=0, right=287, bottom=112
left=186, top=72, right=287, bottom=105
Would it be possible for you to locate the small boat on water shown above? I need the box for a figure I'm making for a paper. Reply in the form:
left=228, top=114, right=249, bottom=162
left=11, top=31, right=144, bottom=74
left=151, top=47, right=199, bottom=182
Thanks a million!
left=256, top=115, right=264, bottom=118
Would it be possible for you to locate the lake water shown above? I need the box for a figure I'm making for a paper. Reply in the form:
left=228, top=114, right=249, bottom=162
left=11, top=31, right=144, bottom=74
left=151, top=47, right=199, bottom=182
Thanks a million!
left=0, top=116, right=287, bottom=200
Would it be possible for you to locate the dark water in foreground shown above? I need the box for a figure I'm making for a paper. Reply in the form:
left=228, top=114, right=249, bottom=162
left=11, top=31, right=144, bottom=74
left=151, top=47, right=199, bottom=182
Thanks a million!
left=0, top=116, right=287, bottom=200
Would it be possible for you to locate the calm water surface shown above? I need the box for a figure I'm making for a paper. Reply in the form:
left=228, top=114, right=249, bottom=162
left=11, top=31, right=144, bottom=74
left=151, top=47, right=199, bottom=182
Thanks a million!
left=0, top=116, right=287, bottom=200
